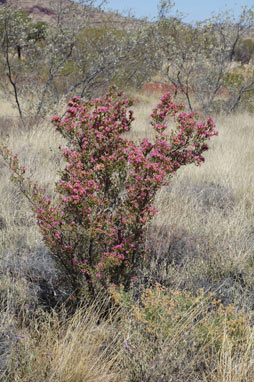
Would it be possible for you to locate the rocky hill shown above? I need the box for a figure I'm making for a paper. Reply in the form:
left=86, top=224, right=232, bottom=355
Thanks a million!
left=0, top=0, right=141, bottom=28
left=0, top=0, right=64, bottom=22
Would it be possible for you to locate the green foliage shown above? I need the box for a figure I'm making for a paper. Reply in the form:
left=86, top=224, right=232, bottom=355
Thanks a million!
left=234, top=38, right=254, bottom=64
left=27, top=21, right=48, bottom=43
left=113, top=284, right=253, bottom=353
left=0, top=7, right=46, bottom=53
left=0, top=7, right=31, bottom=44
left=224, top=72, right=245, bottom=89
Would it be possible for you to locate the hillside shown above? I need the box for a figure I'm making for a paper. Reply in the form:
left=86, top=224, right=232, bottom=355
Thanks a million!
left=0, top=0, right=141, bottom=28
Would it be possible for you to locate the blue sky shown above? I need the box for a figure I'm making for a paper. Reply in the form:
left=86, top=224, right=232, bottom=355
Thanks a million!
left=103, top=0, right=254, bottom=22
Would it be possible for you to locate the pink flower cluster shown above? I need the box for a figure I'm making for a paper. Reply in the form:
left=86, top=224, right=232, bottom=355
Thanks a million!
left=0, top=85, right=217, bottom=292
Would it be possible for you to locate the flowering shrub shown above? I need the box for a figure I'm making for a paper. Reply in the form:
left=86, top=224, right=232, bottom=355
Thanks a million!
left=0, top=86, right=217, bottom=295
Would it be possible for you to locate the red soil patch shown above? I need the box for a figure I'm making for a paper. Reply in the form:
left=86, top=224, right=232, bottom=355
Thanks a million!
left=142, top=82, right=229, bottom=98
left=142, top=82, right=175, bottom=95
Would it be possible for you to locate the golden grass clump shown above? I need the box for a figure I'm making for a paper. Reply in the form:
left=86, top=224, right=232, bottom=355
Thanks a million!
left=2, top=300, right=120, bottom=382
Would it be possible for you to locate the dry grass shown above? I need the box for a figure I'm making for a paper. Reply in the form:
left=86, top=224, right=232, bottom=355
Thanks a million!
left=140, top=109, right=254, bottom=307
left=2, top=299, right=120, bottom=382
left=1, top=93, right=254, bottom=380
left=0, top=94, right=17, bottom=118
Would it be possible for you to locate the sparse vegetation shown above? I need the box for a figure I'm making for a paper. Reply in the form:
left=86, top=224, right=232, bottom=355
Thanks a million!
left=1, top=0, right=254, bottom=381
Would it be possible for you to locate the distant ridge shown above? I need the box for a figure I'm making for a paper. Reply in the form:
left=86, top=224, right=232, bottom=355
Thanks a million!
left=0, top=0, right=58, bottom=22
left=0, top=0, right=142, bottom=28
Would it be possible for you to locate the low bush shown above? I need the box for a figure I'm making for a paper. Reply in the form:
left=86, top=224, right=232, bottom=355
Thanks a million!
left=112, top=284, right=254, bottom=382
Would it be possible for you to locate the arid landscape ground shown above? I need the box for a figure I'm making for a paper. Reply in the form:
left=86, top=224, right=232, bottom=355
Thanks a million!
left=1, top=1, right=254, bottom=381
left=1, top=89, right=254, bottom=380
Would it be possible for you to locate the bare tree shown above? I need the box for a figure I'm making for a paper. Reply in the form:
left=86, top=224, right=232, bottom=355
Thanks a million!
left=153, top=2, right=254, bottom=113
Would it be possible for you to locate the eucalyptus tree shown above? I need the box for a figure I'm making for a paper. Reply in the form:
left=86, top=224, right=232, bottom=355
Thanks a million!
left=0, top=6, right=46, bottom=123
left=0, top=0, right=156, bottom=124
